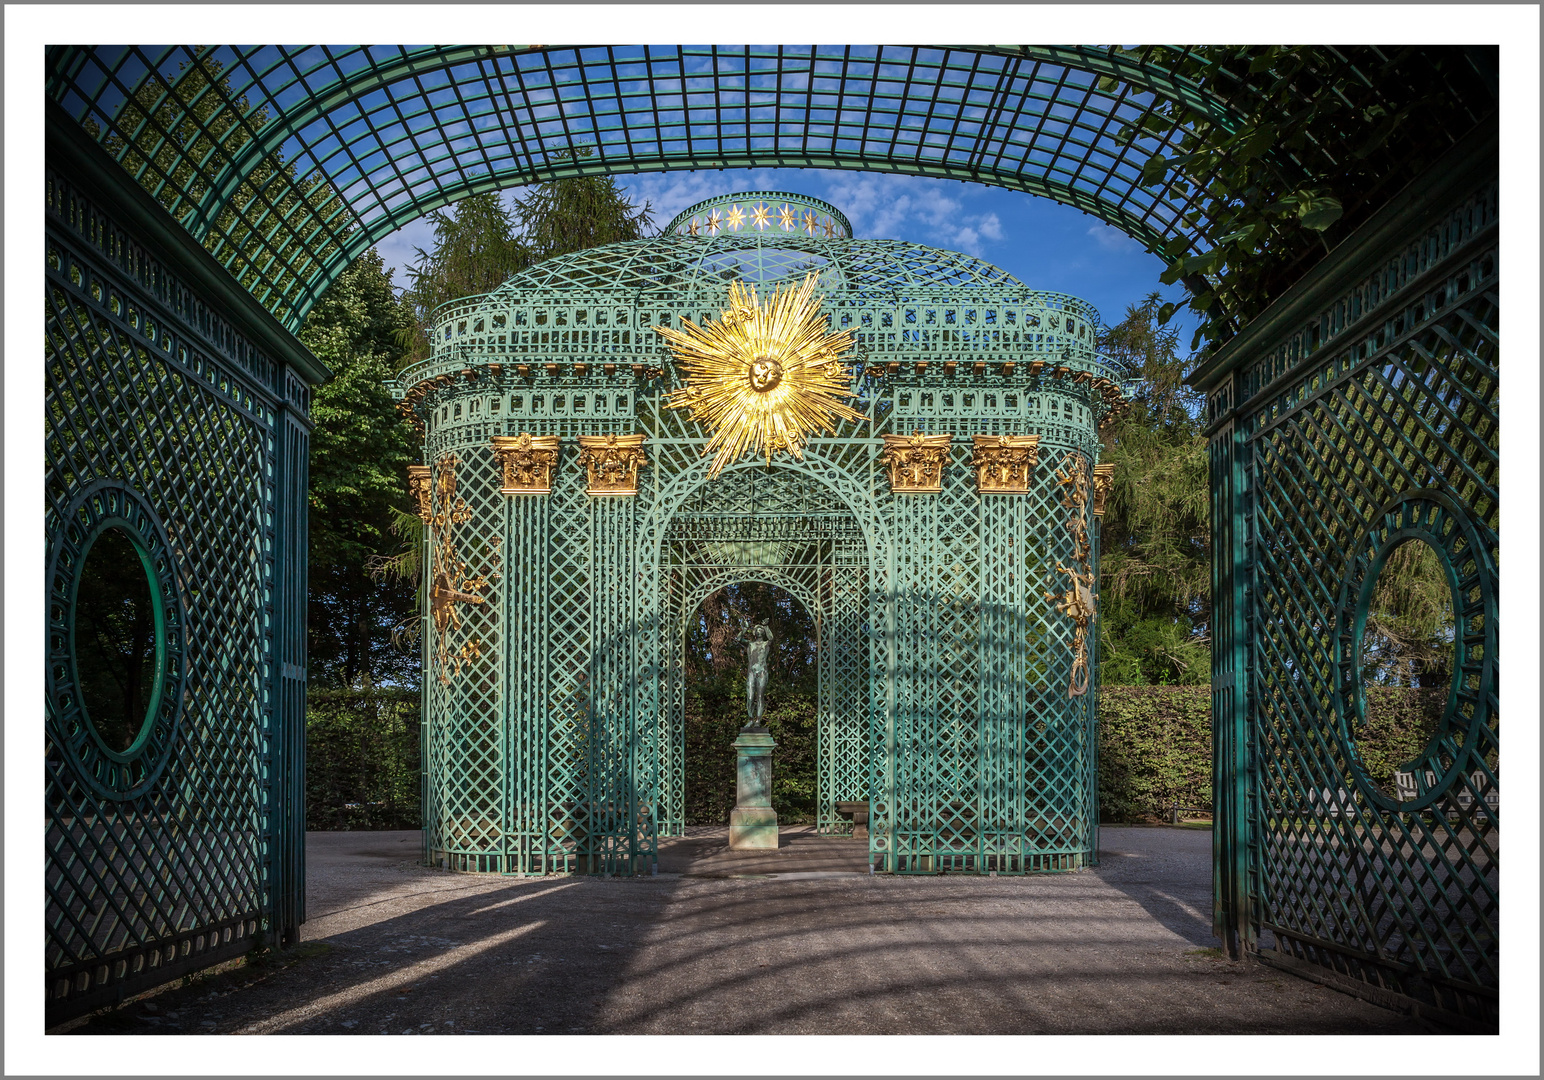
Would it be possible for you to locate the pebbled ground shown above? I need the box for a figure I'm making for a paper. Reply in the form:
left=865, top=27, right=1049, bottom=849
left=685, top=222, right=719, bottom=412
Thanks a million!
left=55, top=825, right=1426, bottom=1036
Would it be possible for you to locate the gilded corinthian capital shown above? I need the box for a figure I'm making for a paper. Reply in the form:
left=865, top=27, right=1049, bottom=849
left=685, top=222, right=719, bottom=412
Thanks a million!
left=407, top=464, right=434, bottom=523
left=878, top=431, right=953, bottom=493
left=577, top=433, right=648, bottom=496
left=1092, top=463, right=1115, bottom=517
left=970, top=434, right=1041, bottom=494
left=491, top=433, right=560, bottom=495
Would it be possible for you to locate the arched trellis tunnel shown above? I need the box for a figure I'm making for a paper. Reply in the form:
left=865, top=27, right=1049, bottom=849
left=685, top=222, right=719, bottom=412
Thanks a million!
left=42, top=44, right=1499, bottom=1030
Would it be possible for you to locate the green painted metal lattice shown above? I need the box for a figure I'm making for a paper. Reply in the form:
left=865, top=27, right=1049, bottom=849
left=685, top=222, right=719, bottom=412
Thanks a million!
left=410, top=195, right=1118, bottom=875
left=42, top=42, right=1503, bottom=1020
left=48, top=45, right=1489, bottom=338
left=1193, top=125, right=1499, bottom=1028
left=43, top=118, right=320, bottom=1024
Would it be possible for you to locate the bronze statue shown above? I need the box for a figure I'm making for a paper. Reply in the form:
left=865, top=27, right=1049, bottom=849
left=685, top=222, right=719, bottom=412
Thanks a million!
left=736, top=620, right=774, bottom=729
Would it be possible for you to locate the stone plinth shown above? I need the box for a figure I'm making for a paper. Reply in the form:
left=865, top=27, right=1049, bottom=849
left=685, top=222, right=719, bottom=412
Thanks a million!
left=729, top=728, right=778, bottom=849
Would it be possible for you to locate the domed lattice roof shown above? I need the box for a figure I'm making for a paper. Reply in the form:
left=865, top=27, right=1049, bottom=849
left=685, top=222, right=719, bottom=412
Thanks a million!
left=409, top=190, right=1108, bottom=388
left=482, top=230, right=1027, bottom=302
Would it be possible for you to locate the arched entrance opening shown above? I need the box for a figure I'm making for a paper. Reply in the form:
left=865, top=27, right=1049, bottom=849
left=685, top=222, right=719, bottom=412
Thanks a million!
left=658, top=464, right=871, bottom=839
left=679, top=582, right=819, bottom=829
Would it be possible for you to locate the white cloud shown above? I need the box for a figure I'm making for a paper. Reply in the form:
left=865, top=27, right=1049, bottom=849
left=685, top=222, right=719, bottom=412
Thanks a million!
left=817, top=173, right=1005, bottom=257
left=1087, top=223, right=1142, bottom=253
left=622, top=169, right=790, bottom=229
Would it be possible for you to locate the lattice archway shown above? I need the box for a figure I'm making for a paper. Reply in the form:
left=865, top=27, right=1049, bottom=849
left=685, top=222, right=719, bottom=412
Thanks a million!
left=44, top=44, right=1495, bottom=337
left=656, top=462, right=876, bottom=838
left=669, top=571, right=832, bottom=834
left=41, top=43, right=1503, bottom=1026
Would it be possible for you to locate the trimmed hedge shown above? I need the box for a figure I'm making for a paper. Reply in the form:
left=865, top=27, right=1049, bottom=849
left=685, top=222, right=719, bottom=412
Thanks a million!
left=305, top=687, right=420, bottom=830
left=1098, top=686, right=1212, bottom=824
left=1095, top=684, right=1446, bottom=822
left=1355, top=686, right=1446, bottom=788
left=302, top=684, right=1444, bottom=830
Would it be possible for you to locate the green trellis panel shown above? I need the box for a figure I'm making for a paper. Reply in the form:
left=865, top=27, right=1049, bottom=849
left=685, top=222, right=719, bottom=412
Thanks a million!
left=42, top=111, right=325, bottom=1025
left=411, top=205, right=1116, bottom=879
left=1191, top=121, right=1500, bottom=1030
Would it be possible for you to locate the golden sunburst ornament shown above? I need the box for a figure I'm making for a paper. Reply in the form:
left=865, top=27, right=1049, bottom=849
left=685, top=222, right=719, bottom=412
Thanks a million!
left=656, top=274, right=865, bottom=478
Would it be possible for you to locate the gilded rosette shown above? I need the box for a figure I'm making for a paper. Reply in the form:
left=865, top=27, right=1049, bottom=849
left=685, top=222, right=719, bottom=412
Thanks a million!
left=578, top=433, right=648, bottom=496
left=969, top=434, right=1041, bottom=494
left=656, top=273, right=864, bottom=478
left=491, top=433, right=560, bottom=495
left=879, top=432, right=953, bottom=493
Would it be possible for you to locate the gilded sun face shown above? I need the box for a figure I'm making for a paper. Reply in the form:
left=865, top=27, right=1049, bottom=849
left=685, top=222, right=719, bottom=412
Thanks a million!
left=748, top=355, right=784, bottom=393
left=656, top=274, right=865, bottom=477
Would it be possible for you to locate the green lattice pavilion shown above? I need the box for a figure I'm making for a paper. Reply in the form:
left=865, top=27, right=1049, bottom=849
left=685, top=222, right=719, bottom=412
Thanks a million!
left=44, top=45, right=1499, bottom=1029
left=405, top=192, right=1125, bottom=875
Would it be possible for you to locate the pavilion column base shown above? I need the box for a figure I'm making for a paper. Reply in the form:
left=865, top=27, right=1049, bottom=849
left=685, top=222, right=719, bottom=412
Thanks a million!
left=729, top=806, right=780, bottom=849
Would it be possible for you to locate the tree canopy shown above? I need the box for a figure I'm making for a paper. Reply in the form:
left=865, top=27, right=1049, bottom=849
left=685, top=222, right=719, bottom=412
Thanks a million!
left=1095, top=294, right=1211, bottom=685
left=300, top=248, right=420, bottom=688
left=1120, top=46, right=1495, bottom=352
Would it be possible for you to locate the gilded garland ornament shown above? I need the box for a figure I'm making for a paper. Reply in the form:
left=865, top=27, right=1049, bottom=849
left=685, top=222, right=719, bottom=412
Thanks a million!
left=656, top=274, right=865, bottom=478
left=427, top=454, right=491, bottom=685
left=1045, top=451, right=1097, bottom=698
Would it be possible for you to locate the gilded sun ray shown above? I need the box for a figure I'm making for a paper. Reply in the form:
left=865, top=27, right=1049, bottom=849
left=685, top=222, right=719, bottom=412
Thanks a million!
left=655, top=274, right=866, bottom=478
left=751, top=202, right=770, bottom=230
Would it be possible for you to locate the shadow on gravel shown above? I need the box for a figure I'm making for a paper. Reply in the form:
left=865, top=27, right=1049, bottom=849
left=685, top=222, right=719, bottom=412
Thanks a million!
left=57, top=825, right=1427, bottom=1036
left=1092, top=825, right=1218, bottom=949
left=240, top=874, right=681, bottom=1035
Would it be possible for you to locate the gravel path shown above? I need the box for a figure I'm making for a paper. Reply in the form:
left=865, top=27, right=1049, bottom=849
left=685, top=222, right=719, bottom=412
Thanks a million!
left=57, top=826, right=1425, bottom=1036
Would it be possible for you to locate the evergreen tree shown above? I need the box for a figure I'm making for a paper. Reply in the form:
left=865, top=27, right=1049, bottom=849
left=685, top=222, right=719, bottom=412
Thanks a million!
left=1093, top=293, right=1455, bottom=689
left=300, top=248, right=420, bottom=687
left=1096, top=295, right=1212, bottom=685
left=509, top=158, right=655, bottom=264
left=398, top=170, right=654, bottom=365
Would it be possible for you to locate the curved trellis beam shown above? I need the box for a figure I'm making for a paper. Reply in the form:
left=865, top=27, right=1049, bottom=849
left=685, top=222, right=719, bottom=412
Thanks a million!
left=190, top=43, right=1262, bottom=233
left=678, top=570, right=827, bottom=635
left=47, top=44, right=1292, bottom=333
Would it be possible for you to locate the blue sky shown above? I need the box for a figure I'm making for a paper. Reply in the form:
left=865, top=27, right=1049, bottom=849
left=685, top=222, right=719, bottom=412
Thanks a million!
left=372, top=167, right=1195, bottom=348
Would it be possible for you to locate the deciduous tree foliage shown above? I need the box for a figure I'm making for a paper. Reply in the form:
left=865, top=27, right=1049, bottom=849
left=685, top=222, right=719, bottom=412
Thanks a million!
left=683, top=584, right=818, bottom=824
left=1113, top=46, right=1495, bottom=351
left=300, top=249, right=419, bottom=688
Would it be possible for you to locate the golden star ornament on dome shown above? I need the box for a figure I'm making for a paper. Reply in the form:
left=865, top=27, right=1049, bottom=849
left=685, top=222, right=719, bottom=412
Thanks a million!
left=656, top=274, right=866, bottom=478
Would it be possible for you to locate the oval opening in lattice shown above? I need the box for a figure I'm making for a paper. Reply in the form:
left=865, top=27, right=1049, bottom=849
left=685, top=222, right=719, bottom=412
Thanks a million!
left=72, top=526, right=164, bottom=757
left=1347, top=535, right=1459, bottom=804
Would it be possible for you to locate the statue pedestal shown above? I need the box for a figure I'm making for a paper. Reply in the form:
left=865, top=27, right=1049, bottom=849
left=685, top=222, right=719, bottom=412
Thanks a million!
left=729, top=728, right=778, bottom=850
